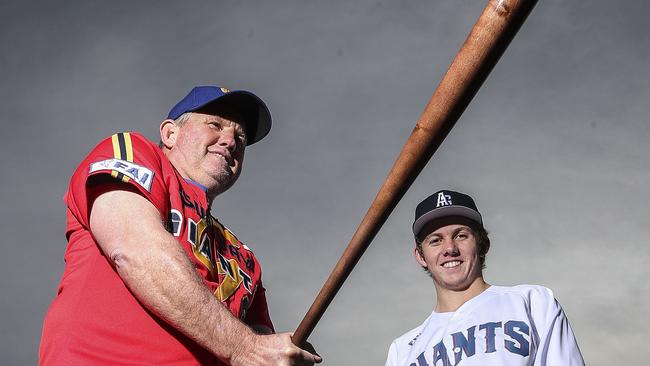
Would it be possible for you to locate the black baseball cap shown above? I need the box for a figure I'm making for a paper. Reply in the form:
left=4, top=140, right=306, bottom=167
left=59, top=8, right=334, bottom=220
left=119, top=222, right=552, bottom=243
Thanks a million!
left=167, top=86, right=272, bottom=145
left=412, top=190, right=483, bottom=239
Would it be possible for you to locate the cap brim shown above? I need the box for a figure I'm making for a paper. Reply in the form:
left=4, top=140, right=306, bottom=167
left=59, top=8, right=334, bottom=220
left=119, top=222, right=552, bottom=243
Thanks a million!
left=412, top=206, right=483, bottom=238
left=193, top=90, right=272, bottom=145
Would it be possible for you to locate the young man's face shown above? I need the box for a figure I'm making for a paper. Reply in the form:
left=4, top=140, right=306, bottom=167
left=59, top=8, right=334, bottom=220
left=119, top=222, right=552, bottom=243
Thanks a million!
left=414, top=222, right=484, bottom=292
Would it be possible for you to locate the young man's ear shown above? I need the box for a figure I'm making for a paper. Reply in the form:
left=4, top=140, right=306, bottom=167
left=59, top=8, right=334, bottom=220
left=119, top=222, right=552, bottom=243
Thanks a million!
left=160, top=119, right=179, bottom=149
left=414, top=247, right=427, bottom=268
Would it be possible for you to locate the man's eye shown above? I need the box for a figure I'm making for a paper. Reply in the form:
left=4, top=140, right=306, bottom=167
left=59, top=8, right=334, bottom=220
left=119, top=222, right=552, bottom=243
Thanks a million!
left=209, top=122, right=222, bottom=130
left=429, top=238, right=442, bottom=245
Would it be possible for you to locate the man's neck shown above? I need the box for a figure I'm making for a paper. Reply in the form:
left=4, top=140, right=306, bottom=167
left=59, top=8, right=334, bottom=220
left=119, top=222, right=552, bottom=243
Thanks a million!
left=434, top=277, right=490, bottom=313
left=164, top=149, right=218, bottom=203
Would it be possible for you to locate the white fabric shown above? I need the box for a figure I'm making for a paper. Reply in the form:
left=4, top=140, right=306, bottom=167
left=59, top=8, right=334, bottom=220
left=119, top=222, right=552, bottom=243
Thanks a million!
left=385, top=285, right=584, bottom=366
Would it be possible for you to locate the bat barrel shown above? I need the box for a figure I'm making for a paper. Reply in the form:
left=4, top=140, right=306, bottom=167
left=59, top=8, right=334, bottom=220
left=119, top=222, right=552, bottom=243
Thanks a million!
left=292, top=0, right=538, bottom=346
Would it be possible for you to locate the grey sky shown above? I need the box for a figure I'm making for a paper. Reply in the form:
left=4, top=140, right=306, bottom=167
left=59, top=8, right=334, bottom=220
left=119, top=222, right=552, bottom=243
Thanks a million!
left=1, top=0, right=648, bottom=364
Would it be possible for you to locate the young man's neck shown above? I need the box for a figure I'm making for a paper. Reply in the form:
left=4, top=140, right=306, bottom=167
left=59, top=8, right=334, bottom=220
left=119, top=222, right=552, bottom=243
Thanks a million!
left=434, top=277, right=490, bottom=313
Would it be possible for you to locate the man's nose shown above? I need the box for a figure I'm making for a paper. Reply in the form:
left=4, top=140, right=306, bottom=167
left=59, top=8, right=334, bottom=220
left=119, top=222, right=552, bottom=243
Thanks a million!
left=218, top=127, right=237, bottom=152
left=442, top=238, right=460, bottom=256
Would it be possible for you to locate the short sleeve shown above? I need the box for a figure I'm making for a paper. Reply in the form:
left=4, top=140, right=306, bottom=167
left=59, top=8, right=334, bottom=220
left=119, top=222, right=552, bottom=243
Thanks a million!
left=64, top=132, right=170, bottom=232
left=385, top=340, right=398, bottom=366
left=530, top=287, right=585, bottom=366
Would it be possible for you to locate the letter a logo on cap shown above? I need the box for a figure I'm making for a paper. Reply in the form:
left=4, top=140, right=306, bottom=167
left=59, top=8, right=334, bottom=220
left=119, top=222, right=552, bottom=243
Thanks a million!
left=436, top=192, right=452, bottom=208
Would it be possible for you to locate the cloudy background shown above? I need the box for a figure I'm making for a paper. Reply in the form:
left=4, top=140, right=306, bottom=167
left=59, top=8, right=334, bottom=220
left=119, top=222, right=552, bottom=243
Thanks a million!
left=1, top=0, right=648, bottom=364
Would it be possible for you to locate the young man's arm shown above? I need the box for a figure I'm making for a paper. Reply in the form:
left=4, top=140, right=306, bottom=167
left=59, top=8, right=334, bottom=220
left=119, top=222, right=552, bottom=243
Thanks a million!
left=532, top=287, right=584, bottom=366
left=90, top=188, right=321, bottom=365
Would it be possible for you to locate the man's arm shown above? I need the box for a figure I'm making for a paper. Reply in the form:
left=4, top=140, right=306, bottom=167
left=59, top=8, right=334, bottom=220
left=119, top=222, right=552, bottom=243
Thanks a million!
left=529, top=286, right=584, bottom=366
left=90, top=188, right=321, bottom=365
left=384, top=340, right=399, bottom=366
left=534, top=301, right=585, bottom=366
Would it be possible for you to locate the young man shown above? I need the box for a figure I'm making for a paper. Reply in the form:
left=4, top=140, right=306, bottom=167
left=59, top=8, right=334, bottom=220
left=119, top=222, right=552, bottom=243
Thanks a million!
left=40, top=86, right=321, bottom=366
left=385, top=190, right=584, bottom=366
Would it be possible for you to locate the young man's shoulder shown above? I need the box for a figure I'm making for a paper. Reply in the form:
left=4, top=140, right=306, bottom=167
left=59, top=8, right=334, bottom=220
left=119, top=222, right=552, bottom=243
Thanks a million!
left=391, top=320, right=426, bottom=348
left=389, top=310, right=447, bottom=351
left=488, top=284, right=555, bottom=302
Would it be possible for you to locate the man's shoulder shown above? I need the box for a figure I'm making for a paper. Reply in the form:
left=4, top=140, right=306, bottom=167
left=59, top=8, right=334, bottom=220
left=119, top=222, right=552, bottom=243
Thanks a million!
left=390, top=311, right=436, bottom=348
left=80, top=131, right=161, bottom=163
left=68, top=131, right=174, bottom=198
left=391, top=325, right=425, bottom=350
left=487, top=284, right=558, bottom=312
left=489, top=284, right=554, bottom=299
left=84, top=131, right=167, bottom=170
left=94, top=131, right=160, bottom=155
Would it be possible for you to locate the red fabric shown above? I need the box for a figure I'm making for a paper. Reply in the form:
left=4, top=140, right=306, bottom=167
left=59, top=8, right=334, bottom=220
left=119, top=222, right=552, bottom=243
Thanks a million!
left=40, top=132, right=273, bottom=365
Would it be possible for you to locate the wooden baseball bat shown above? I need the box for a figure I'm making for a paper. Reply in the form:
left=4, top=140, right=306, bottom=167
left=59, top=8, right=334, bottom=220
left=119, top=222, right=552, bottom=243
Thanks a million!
left=292, top=0, right=538, bottom=346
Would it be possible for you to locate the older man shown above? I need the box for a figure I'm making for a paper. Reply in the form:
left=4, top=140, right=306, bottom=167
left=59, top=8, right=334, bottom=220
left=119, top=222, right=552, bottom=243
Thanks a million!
left=40, top=86, right=321, bottom=365
left=385, top=190, right=584, bottom=366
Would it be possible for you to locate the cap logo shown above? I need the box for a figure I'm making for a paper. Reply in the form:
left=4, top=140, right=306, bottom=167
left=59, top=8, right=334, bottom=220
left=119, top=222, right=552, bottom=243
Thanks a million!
left=220, top=87, right=230, bottom=93
left=436, top=192, right=452, bottom=208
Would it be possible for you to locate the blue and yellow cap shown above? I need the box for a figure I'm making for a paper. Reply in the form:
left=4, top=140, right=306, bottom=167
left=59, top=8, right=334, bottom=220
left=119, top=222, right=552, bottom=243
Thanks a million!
left=167, top=86, right=272, bottom=145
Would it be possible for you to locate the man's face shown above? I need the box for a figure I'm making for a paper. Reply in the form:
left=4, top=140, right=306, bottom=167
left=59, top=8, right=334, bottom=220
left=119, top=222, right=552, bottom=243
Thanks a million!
left=170, top=111, right=247, bottom=196
left=415, top=222, right=483, bottom=292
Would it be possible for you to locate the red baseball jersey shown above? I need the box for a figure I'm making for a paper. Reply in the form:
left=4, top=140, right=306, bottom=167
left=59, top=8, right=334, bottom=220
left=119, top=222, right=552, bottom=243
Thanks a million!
left=40, top=132, right=273, bottom=365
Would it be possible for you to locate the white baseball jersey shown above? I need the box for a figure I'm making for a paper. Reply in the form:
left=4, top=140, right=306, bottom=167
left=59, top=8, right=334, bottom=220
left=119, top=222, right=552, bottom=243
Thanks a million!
left=385, top=285, right=584, bottom=366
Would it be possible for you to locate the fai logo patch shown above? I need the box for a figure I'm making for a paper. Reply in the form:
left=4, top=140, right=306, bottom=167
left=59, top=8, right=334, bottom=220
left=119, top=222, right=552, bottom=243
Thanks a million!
left=89, top=158, right=154, bottom=192
left=436, top=192, right=452, bottom=208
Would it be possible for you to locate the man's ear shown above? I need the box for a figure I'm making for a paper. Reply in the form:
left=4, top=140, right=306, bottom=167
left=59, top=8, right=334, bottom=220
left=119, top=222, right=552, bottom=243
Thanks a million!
left=414, top=246, right=427, bottom=268
left=160, top=119, right=179, bottom=149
